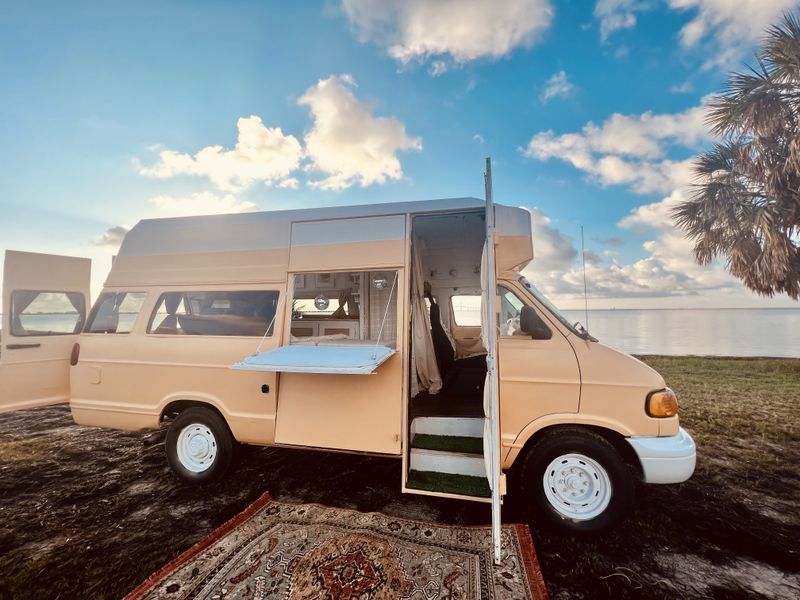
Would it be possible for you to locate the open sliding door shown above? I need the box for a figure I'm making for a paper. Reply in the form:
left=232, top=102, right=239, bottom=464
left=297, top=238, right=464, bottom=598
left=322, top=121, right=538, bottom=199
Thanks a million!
left=482, top=159, right=503, bottom=564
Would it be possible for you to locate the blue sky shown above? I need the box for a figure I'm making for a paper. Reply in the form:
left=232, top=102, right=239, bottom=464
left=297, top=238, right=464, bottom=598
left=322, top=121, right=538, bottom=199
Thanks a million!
left=2, top=0, right=799, bottom=309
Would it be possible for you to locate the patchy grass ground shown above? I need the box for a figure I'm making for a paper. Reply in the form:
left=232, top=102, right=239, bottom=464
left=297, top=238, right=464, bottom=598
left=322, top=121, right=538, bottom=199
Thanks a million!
left=0, top=357, right=798, bottom=599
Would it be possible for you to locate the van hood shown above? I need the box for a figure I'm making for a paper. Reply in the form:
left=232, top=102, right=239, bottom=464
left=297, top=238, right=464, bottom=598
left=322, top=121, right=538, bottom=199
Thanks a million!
left=572, top=337, right=666, bottom=390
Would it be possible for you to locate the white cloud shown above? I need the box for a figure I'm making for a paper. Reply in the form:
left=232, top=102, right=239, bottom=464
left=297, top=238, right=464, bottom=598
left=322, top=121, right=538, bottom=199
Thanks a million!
left=527, top=207, right=579, bottom=271
left=593, top=236, right=625, bottom=247
left=149, top=191, right=258, bottom=217
left=521, top=99, right=753, bottom=304
left=473, top=133, right=485, bottom=144
left=669, top=79, right=693, bottom=94
left=90, top=225, right=130, bottom=249
left=277, top=177, right=299, bottom=189
left=523, top=102, right=708, bottom=193
left=668, top=0, right=797, bottom=68
left=298, top=74, right=422, bottom=190
left=139, top=116, right=303, bottom=192
left=594, top=0, right=646, bottom=42
left=139, top=76, right=420, bottom=193
left=341, top=0, right=553, bottom=71
left=540, top=71, right=576, bottom=103
left=429, top=60, right=448, bottom=77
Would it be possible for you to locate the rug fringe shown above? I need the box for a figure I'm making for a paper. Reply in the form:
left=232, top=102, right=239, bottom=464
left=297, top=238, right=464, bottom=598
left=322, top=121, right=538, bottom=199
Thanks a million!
left=122, top=490, right=273, bottom=600
left=514, top=523, right=550, bottom=600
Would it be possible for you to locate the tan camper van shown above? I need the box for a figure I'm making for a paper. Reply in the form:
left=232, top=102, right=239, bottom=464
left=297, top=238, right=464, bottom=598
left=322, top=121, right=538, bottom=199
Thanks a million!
left=0, top=192, right=695, bottom=557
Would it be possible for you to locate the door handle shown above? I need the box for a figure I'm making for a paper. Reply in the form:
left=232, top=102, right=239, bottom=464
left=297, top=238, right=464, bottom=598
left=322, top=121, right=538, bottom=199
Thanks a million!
left=6, top=343, right=41, bottom=350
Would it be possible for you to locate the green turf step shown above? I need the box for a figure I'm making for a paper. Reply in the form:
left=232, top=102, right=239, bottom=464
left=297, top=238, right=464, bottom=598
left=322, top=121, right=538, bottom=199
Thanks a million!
left=410, top=433, right=484, bottom=454
left=406, top=469, right=491, bottom=498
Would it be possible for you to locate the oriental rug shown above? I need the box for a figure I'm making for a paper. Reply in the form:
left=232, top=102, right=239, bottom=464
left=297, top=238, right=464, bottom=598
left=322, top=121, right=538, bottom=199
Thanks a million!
left=124, top=492, right=548, bottom=600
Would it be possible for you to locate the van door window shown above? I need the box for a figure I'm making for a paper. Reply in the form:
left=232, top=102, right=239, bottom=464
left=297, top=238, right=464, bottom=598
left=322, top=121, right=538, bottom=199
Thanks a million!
left=10, top=291, right=85, bottom=336
left=499, top=287, right=532, bottom=337
left=85, top=292, right=146, bottom=334
left=146, top=291, right=279, bottom=337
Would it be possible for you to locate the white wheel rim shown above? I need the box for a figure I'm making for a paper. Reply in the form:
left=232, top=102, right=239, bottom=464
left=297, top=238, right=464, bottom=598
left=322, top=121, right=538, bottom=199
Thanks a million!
left=543, top=453, right=612, bottom=521
left=176, top=423, right=217, bottom=473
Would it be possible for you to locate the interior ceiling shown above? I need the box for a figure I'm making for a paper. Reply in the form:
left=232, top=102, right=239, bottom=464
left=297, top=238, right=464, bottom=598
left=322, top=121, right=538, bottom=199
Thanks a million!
left=413, top=212, right=485, bottom=289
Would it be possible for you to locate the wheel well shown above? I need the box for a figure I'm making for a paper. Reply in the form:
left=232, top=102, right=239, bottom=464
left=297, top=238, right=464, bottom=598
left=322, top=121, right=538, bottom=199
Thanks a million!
left=160, top=400, right=226, bottom=424
left=511, top=424, right=644, bottom=480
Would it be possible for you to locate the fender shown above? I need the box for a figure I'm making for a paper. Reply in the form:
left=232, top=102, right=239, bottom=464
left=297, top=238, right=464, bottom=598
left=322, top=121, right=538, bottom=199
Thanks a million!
left=502, top=413, right=635, bottom=468
left=158, top=391, right=275, bottom=445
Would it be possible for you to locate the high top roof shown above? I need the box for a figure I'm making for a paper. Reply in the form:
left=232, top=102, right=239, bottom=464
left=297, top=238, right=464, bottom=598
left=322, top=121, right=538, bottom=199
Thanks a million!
left=118, top=197, right=487, bottom=257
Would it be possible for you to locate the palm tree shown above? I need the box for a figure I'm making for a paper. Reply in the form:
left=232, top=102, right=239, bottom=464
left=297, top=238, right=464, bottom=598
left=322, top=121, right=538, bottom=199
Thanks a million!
left=672, top=13, right=800, bottom=299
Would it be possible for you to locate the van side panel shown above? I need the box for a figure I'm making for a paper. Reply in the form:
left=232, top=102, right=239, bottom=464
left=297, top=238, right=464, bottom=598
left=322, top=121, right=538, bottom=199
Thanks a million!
left=289, top=216, right=406, bottom=272
left=274, top=352, right=404, bottom=455
left=272, top=216, right=407, bottom=455
left=106, top=249, right=289, bottom=287
left=71, top=284, right=285, bottom=444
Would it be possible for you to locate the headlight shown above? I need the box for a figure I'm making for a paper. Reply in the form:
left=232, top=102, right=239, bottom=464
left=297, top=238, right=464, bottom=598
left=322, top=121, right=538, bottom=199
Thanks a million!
left=646, top=388, right=678, bottom=418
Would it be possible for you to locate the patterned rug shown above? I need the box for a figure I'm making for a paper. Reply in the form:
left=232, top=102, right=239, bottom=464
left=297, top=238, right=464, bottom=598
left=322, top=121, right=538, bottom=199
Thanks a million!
left=124, top=492, right=548, bottom=600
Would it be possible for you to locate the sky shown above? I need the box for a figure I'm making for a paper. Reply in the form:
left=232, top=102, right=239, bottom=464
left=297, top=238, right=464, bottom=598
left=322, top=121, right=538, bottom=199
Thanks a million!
left=2, top=0, right=799, bottom=310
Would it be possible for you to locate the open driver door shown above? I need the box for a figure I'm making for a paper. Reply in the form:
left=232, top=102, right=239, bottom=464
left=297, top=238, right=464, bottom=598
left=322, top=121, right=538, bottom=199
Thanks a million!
left=0, top=250, right=91, bottom=413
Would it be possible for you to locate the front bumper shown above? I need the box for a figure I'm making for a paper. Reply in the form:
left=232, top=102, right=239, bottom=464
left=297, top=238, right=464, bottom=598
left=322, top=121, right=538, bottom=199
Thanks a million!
left=626, top=427, right=696, bottom=484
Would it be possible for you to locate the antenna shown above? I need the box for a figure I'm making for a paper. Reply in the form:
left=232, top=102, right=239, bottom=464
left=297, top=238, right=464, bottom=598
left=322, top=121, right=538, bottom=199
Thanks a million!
left=581, top=225, right=589, bottom=332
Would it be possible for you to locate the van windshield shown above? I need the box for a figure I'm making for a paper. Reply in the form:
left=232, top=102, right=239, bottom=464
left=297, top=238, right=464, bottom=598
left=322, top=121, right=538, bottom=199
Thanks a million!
left=519, top=277, right=594, bottom=340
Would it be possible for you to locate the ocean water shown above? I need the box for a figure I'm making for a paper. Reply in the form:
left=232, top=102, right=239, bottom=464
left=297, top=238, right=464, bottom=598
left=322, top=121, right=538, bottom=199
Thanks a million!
left=2, top=309, right=799, bottom=358
left=562, top=308, right=800, bottom=358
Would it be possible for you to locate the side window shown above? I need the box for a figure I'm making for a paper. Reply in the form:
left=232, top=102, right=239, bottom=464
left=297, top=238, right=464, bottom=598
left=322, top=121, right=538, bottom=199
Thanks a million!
left=147, top=291, right=279, bottom=337
left=498, top=287, right=533, bottom=337
left=290, top=270, right=398, bottom=347
left=85, top=292, right=146, bottom=334
left=450, top=295, right=482, bottom=326
left=10, top=291, right=85, bottom=336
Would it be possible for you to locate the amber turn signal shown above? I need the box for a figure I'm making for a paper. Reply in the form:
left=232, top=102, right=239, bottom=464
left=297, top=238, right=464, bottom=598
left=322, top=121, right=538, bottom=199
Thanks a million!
left=646, top=388, right=678, bottom=418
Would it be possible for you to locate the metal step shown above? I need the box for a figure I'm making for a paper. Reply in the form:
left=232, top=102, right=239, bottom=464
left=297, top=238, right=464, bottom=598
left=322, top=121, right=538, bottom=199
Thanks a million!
left=410, top=416, right=484, bottom=437
left=410, top=433, right=483, bottom=454
left=409, top=447, right=486, bottom=478
left=406, top=470, right=491, bottom=498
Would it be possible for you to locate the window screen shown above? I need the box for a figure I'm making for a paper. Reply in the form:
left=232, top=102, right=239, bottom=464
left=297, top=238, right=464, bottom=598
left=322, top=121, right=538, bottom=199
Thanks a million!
left=10, top=291, right=85, bottom=336
left=85, top=292, right=146, bottom=334
left=290, top=270, right=397, bottom=347
left=147, top=290, right=279, bottom=337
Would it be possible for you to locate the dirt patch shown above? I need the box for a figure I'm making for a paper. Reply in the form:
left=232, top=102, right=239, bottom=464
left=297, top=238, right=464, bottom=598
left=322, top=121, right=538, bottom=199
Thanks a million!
left=0, top=357, right=799, bottom=599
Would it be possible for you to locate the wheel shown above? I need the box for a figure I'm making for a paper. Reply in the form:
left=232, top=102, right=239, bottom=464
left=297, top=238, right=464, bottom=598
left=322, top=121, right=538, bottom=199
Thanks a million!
left=166, top=407, right=234, bottom=483
left=519, top=428, right=634, bottom=532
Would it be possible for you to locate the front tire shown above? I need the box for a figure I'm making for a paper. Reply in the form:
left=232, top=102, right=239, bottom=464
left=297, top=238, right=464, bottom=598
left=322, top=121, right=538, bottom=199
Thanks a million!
left=166, top=407, right=234, bottom=483
left=519, top=428, right=634, bottom=532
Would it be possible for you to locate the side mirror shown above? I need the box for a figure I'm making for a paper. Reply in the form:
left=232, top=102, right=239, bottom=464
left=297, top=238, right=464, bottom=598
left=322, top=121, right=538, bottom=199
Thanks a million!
left=520, top=305, right=552, bottom=340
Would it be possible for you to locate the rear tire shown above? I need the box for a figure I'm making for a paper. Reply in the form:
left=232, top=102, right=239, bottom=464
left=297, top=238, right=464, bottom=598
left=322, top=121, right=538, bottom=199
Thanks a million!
left=519, top=428, right=634, bottom=533
left=166, top=407, right=234, bottom=484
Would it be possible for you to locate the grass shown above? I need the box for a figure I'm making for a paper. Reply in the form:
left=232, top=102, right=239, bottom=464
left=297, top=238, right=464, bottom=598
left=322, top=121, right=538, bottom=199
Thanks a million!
left=406, top=470, right=491, bottom=498
left=523, top=356, right=800, bottom=599
left=643, top=356, right=800, bottom=492
left=0, top=438, right=51, bottom=461
left=410, top=433, right=484, bottom=454
left=0, top=357, right=798, bottom=599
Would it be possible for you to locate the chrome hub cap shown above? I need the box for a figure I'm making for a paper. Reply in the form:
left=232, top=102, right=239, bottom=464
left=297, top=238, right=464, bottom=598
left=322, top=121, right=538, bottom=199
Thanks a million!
left=543, top=453, right=612, bottom=521
left=176, top=424, right=217, bottom=473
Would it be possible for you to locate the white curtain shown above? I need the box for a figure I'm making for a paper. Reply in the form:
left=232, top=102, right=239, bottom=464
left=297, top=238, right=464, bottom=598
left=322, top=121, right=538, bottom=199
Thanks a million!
left=411, top=240, right=442, bottom=396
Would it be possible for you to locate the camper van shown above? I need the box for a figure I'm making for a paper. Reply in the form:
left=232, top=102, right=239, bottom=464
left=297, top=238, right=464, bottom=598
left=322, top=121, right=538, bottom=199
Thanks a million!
left=0, top=193, right=695, bottom=555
